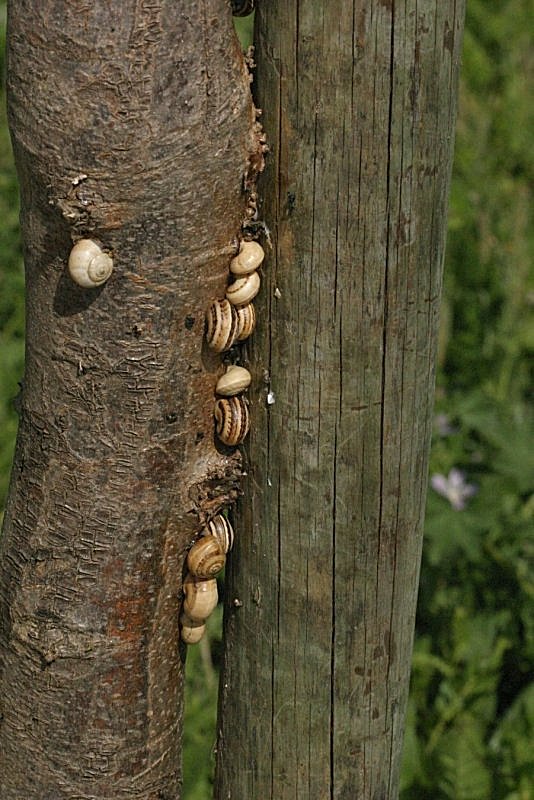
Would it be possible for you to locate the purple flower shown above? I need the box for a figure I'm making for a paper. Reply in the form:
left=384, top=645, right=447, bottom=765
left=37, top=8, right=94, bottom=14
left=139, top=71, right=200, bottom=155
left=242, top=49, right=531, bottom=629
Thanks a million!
left=431, top=468, right=477, bottom=511
left=434, top=413, right=457, bottom=437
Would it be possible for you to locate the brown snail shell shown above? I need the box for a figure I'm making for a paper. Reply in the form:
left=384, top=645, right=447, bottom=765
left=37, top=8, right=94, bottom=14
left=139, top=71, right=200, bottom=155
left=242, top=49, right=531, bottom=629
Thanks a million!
left=235, top=303, right=256, bottom=342
left=226, top=271, right=260, bottom=306
left=216, top=365, right=251, bottom=397
left=180, top=612, right=206, bottom=644
left=203, top=514, right=235, bottom=553
left=214, top=396, right=250, bottom=446
left=230, top=241, right=265, bottom=275
left=183, top=574, right=218, bottom=622
left=187, top=537, right=226, bottom=578
left=205, top=299, right=238, bottom=352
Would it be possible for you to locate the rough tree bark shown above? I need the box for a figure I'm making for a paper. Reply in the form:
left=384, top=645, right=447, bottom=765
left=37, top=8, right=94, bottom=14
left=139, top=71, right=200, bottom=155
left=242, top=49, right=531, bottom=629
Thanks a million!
left=0, top=2, right=261, bottom=798
left=216, top=1, right=465, bottom=798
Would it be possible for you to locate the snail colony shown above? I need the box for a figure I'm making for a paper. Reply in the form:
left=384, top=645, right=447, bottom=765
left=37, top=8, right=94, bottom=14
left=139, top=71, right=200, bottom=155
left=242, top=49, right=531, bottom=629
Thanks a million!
left=66, top=236, right=264, bottom=646
left=180, top=239, right=264, bottom=644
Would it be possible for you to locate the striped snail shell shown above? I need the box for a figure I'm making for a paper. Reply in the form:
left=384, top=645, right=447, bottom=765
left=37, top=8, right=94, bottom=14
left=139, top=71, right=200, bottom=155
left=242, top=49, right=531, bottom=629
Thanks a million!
left=216, top=365, right=251, bottom=397
left=235, top=303, right=256, bottom=341
left=183, top=574, right=219, bottom=623
left=180, top=612, right=206, bottom=645
left=231, top=0, right=254, bottom=16
left=214, top=396, right=250, bottom=446
left=187, top=536, right=226, bottom=578
left=205, top=299, right=238, bottom=352
left=226, top=271, right=261, bottom=306
left=230, top=241, right=265, bottom=275
left=203, top=514, right=234, bottom=553
left=68, top=239, right=113, bottom=288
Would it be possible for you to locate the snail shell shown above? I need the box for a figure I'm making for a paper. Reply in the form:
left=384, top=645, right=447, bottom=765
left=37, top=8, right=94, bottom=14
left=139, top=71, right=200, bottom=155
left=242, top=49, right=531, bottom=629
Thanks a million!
left=187, top=536, right=226, bottom=578
left=216, top=365, right=251, bottom=397
left=204, top=514, right=234, bottom=554
left=214, top=396, right=250, bottom=446
left=68, top=239, right=113, bottom=288
left=226, top=271, right=261, bottom=307
left=205, top=299, right=238, bottom=352
left=231, top=0, right=254, bottom=16
left=183, top=574, right=218, bottom=622
left=230, top=241, right=265, bottom=275
left=180, top=612, right=206, bottom=645
left=235, top=303, right=256, bottom=342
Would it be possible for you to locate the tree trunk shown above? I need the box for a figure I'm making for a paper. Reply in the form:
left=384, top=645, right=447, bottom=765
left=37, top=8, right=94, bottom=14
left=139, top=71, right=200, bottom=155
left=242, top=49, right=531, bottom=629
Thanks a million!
left=0, top=2, right=260, bottom=798
left=216, top=1, right=465, bottom=798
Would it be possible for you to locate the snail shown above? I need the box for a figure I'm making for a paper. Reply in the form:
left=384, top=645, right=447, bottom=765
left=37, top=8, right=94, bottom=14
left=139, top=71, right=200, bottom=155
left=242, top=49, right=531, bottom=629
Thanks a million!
left=187, top=536, right=226, bottom=578
left=68, top=239, right=113, bottom=288
left=216, top=365, right=251, bottom=397
left=180, top=612, right=206, bottom=645
left=234, top=303, right=256, bottom=341
left=183, top=574, right=218, bottom=622
left=214, top=396, right=250, bottom=446
left=230, top=241, right=265, bottom=275
left=231, top=0, right=255, bottom=15
left=203, top=514, right=235, bottom=553
left=226, top=271, right=261, bottom=306
left=205, top=299, right=238, bottom=352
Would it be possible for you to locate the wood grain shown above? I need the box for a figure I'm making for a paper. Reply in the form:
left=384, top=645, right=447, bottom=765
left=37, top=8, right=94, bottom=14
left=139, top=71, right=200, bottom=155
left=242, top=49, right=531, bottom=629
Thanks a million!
left=216, top=1, right=466, bottom=797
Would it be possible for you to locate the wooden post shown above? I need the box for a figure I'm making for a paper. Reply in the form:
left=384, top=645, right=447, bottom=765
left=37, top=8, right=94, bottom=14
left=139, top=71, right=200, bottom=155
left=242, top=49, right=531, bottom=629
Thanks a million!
left=216, top=1, right=466, bottom=797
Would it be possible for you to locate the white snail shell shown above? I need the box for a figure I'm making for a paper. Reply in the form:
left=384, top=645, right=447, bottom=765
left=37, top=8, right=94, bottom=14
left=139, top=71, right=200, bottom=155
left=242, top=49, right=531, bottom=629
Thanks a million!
left=68, top=239, right=113, bottom=288
left=180, top=612, right=206, bottom=644
left=203, top=514, right=234, bottom=553
left=183, top=574, right=218, bottom=623
left=234, top=303, right=256, bottom=342
left=216, top=365, right=251, bottom=397
left=214, top=396, right=250, bottom=446
left=230, top=241, right=265, bottom=275
left=205, top=299, right=238, bottom=352
left=187, top=536, right=226, bottom=578
left=226, top=271, right=261, bottom=306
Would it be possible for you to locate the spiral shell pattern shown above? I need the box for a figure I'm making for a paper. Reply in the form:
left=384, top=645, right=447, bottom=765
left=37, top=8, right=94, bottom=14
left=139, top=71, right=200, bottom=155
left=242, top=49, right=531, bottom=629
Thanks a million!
left=214, top=396, right=250, bottom=446
left=235, top=303, right=256, bottom=341
left=204, top=514, right=235, bottom=553
left=68, top=239, right=113, bottom=288
left=230, top=241, right=265, bottom=275
left=226, top=271, right=261, bottom=307
left=205, top=299, right=238, bottom=352
left=187, top=536, right=226, bottom=578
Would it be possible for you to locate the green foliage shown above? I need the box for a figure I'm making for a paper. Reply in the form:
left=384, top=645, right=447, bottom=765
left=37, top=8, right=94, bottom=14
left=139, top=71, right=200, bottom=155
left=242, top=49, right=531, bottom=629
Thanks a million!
left=400, top=2, right=534, bottom=795
left=443, top=0, right=534, bottom=401
left=183, top=604, right=223, bottom=799
left=0, top=2, right=24, bottom=508
left=0, top=3, right=532, bottom=799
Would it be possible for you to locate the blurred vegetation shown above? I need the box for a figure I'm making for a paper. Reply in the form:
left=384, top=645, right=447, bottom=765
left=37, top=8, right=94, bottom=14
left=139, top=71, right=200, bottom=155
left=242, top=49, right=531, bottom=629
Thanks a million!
left=402, top=1, right=534, bottom=796
left=0, top=4, right=532, bottom=799
left=0, top=3, right=24, bottom=506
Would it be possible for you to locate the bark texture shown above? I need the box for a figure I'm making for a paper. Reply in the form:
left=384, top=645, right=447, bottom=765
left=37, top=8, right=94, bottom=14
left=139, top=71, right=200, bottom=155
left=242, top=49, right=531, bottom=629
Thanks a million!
left=216, top=1, right=466, bottom=798
left=0, top=2, right=259, bottom=798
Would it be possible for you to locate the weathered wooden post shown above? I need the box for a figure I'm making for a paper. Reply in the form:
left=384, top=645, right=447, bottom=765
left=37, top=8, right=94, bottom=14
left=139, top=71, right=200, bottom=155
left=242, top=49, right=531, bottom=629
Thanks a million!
left=216, top=2, right=466, bottom=797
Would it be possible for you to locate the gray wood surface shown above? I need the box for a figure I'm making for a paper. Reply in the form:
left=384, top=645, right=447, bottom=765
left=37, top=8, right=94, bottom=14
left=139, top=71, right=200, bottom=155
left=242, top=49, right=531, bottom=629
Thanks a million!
left=216, top=2, right=466, bottom=797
